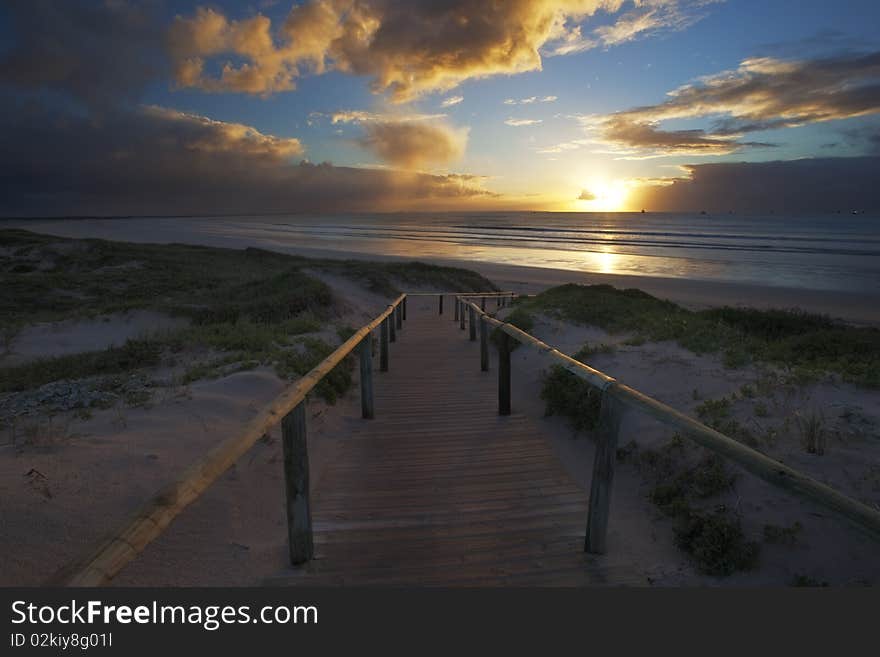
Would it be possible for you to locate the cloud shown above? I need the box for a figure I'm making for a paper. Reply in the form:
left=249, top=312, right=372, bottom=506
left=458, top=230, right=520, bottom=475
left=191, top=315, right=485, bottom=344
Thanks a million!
left=590, top=50, right=880, bottom=157
left=0, top=99, right=491, bottom=216
left=505, top=118, right=543, bottom=127
left=577, top=189, right=597, bottom=201
left=329, top=110, right=446, bottom=124
left=596, top=115, right=775, bottom=156
left=143, top=106, right=305, bottom=159
left=551, top=0, right=719, bottom=55
left=536, top=138, right=591, bottom=153
left=440, top=95, right=464, bottom=107
left=503, top=95, right=558, bottom=105
left=0, top=0, right=164, bottom=108
left=167, top=1, right=714, bottom=102
left=358, top=122, right=468, bottom=168
left=627, top=157, right=880, bottom=212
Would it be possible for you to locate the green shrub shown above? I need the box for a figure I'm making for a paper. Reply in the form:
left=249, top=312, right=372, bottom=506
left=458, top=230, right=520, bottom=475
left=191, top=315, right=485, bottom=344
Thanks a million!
left=674, top=509, right=760, bottom=576
left=540, top=365, right=602, bottom=432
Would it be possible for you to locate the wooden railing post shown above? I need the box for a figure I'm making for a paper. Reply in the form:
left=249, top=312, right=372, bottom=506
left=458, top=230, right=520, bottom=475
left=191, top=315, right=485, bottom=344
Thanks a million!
left=402, top=297, right=407, bottom=321
left=396, top=304, right=403, bottom=330
left=359, top=335, right=374, bottom=419
left=282, top=402, right=313, bottom=565
left=454, top=297, right=459, bottom=321
left=390, top=309, right=397, bottom=342
left=459, top=299, right=466, bottom=330
left=480, top=315, right=489, bottom=372
left=380, top=317, right=389, bottom=371
left=498, top=332, right=511, bottom=415
left=584, top=388, right=623, bottom=554
left=469, top=306, right=477, bottom=341
left=439, top=294, right=443, bottom=315
left=481, top=296, right=486, bottom=311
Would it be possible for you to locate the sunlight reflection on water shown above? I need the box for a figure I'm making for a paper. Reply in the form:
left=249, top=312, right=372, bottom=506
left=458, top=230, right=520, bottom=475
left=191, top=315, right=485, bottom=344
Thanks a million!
left=197, top=211, right=880, bottom=292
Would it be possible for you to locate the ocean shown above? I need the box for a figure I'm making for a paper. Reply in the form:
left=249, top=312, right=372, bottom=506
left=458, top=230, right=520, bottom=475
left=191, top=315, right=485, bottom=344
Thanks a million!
left=6, top=212, right=880, bottom=293
left=202, top=212, right=880, bottom=293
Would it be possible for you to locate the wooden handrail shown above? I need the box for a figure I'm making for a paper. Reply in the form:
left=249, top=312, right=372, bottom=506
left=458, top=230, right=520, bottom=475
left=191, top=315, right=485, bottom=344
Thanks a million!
left=457, top=296, right=880, bottom=548
left=52, top=294, right=408, bottom=586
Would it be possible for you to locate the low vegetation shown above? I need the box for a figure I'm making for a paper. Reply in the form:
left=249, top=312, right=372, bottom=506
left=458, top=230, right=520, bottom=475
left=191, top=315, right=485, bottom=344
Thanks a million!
left=627, top=436, right=760, bottom=576
left=0, top=229, right=495, bottom=328
left=509, top=283, right=880, bottom=387
left=540, top=365, right=602, bottom=432
left=0, top=229, right=494, bottom=403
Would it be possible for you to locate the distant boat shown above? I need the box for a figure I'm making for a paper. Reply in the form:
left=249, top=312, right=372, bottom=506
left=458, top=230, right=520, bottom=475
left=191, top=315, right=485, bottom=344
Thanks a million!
left=700, top=210, right=707, bottom=215
left=640, top=208, right=646, bottom=213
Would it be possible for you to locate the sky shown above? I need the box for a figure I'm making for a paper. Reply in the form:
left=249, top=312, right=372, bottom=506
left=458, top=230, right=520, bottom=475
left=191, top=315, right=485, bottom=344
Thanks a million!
left=1, top=0, right=879, bottom=215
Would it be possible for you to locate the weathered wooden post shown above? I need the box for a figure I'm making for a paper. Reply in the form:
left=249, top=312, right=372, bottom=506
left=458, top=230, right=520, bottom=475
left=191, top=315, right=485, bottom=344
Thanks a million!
left=496, top=296, right=500, bottom=308
left=282, top=402, right=313, bottom=564
left=439, top=294, right=443, bottom=315
left=481, top=296, right=486, bottom=311
left=359, top=335, right=374, bottom=419
left=469, top=306, right=477, bottom=341
left=389, top=309, right=396, bottom=343
left=402, top=297, right=407, bottom=321
left=584, top=388, right=624, bottom=554
left=454, top=297, right=459, bottom=321
left=480, top=316, right=489, bottom=372
left=459, top=299, right=466, bottom=330
left=396, top=304, right=403, bottom=330
left=380, top=317, right=389, bottom=372
left=498, top=332, right=511, bottom=415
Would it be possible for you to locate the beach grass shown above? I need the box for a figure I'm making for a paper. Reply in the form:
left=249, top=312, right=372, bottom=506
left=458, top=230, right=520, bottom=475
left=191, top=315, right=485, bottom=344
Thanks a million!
left=0, top=229, right=495, bottom=397
left=512, top=283, right=880, bottom=387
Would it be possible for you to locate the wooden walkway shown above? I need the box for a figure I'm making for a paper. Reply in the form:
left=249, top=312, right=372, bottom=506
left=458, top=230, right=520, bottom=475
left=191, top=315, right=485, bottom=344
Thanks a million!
left=268, top=298, right=635, bottom=586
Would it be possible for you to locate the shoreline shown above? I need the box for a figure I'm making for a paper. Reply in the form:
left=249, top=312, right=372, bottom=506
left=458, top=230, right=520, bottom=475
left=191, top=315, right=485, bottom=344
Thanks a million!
left=4, top=220, right=879, bottom=325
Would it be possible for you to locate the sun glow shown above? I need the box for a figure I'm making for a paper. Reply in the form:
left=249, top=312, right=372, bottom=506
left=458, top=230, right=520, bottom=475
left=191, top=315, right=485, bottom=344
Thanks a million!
left=575, top=179, right=631, bottom=212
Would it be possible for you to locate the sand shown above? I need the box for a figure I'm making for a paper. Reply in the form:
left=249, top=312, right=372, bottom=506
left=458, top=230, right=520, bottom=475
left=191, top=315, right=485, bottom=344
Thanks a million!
left=1, top=310, right=189, bottom=367
left=502, top=310, right=880, bottom=586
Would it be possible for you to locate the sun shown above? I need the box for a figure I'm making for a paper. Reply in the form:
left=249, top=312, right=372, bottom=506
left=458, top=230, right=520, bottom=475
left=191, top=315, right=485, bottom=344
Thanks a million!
left=574, top=179, right=630, bottom=212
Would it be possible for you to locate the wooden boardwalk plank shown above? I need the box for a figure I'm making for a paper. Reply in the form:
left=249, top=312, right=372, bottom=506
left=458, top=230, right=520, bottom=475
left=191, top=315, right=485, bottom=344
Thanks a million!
left=269, top=300, right=634, bottom=586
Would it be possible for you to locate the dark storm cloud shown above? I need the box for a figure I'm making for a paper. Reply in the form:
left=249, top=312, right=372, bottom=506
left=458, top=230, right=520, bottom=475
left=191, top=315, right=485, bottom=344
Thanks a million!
left=629, top=157, right=880, bottom=212
left=0, top=100, right=493, bottom=216
left=0, top=0, right=165, bottom=108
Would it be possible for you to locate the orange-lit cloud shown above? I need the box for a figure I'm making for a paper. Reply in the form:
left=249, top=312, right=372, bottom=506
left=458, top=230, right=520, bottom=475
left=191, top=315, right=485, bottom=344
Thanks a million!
left=167, top=1, right=715, bottom=102
left=589, top=51, right=880, bottom=156
left=144, top=106, right=305, bottom=159
left=358, top=122, right=468, bottom=168
left=328, top=110, right=468, bottom=168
